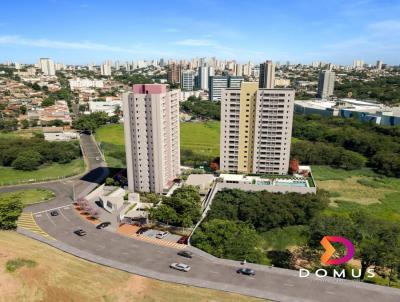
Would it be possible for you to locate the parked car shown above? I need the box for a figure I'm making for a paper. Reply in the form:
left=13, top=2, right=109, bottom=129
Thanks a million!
left=74, top=229, right=87, bottom=236
left=170, top=263, right=191, bottom=272
left=177, top=251, right=193, bottom=258
left=96, top=222, right=111, bottom=229
left=156, top=231, right=169, bottom=239
left=237, top=268, right=255, bottom=276
left=136, top=227, right=149, bottom=235
left=50, top=210, right=59, bottom=216
left=96, top=156, right=100, bottom=161
left=177, top=236, right=189, bottom=244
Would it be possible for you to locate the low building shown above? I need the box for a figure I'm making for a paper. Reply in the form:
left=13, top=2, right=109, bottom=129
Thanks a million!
left=88, top=100, right=122, bottom=116
left=38, top=100, right=72, bottom=125
left=186, top=174, right=215, bottom=195
left=295, top=98, right=400, bottom=126
left=42, top=126, right=78, bottom=141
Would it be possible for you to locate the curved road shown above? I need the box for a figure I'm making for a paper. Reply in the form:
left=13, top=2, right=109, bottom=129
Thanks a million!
left=2, top=135, right=400, bottom=302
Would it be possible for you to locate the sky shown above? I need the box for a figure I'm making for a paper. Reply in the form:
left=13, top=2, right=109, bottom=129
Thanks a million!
left=0, top=0, right=399, bottom=65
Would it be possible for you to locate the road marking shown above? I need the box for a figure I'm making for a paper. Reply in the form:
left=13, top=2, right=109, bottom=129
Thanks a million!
left=45, top=211, right=57, bottom=226
left=33, top=204, right=73, bottom=215
left=326, top=291, right=335, bottom=295
left=284, top=283, right=295, bottom=287
left=17, top=213, right=54, bottom=240
left=210, top=271, right=219, bottom=274
left=35, top=214, right=42, bottom=218
left=59, top=208, right=70, bottom=221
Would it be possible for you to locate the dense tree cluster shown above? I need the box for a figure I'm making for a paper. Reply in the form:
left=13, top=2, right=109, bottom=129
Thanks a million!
left=0, top=195, right=23, bottom=229
left=291, top=140, right=366, bottom=170
left=0, top=137, right=81, bottom=170
left=292, top=114, right=400, bottom=176
left=72, top=111, right=111, bottom=132
left=334, top=76, right=400, bottom=105
left=207, top=189, right=328, bottom=232
left=191, top=219, right=267, bottom=263
left=0, top=118, right=18, bottom=132
left=309, top=212, right=400, bottom=281
left=113, top=73, right=153, bottom=86
left=149, top=186, right=202, bottom=227
left=180, top=96, right=221, bottom=120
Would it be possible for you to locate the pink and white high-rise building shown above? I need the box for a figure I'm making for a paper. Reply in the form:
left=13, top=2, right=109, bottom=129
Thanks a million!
left=123, top=84, right=180, bottom=193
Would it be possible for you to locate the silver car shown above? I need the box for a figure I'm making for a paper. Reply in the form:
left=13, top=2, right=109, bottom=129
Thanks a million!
left=170, top=263, right=191, bottom=272
left=156, top=231, right=169, bottom=239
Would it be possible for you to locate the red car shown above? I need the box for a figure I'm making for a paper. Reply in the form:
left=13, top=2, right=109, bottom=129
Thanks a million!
left=177, top=236, right=189, bottom=244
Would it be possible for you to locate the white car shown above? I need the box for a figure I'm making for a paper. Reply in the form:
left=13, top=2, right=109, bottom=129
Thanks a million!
left=170, top=263, right=191, bottom=272
left=156, top=231, right=169, bottom=239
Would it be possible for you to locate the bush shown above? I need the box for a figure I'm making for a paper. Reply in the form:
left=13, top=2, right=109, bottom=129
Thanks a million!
left=12, top=150, right=42, bottom=171
left=6, top=258, right=37, bottom=272
left=0, top=196, right=23, bottom=229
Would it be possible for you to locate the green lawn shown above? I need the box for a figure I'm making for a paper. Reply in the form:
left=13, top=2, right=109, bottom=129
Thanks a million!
left=180, top=121, right=220, bottom=158
left=0, top=159, right=85, bottom=186
left=0, top=189, right=55, bottom=205
left=260, top=225, right=309, bottom=251
left=95, top=121, right=221, bottom=167
left=312, top=165, right=400, bottom=222
left=95, top=124, right=126, bottom=168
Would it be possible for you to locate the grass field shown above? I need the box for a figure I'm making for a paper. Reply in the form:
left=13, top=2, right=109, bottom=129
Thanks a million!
left=0, top=189, right=55, bottom=205
left=95, top=121, right=221, bottom=167
left=0, top=159, right=85, bottom=186
left=312, top=165, right=400, bottom=222
left=0, top=231, right=265, bottom=302
left=180, top=121, right=220, bottom=159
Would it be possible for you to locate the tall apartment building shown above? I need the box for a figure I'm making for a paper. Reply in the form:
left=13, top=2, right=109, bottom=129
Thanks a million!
left=259, top=60, right=275, bottom=88
left=123, top=84, right=180, bottom=193
left=167, top=63, right=181, bottom=83
left=376, top=60, right=383, bottom=70
left=220, top=82, right=294, bottom=175
left=101, top=62, right=112, bottom=76
left=180, top=70, right=195, bottom=91
left=209, top=76, right=244, bottom=101
left=352, top=60, right=364, bottom=69
left=39, top=58, right=56, bottom=76
left=317, top=70, right=335, bottom=99
left=197, top=66, right=215, bottom=90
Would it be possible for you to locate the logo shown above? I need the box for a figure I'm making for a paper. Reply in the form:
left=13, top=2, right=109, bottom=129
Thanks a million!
left=320, top=236, right=355, bottom=265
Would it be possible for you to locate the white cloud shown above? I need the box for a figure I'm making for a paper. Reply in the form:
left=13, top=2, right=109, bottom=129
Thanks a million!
left=174, top=39, right=215, bottom=46
left=0, top=35, right=169, bottom=56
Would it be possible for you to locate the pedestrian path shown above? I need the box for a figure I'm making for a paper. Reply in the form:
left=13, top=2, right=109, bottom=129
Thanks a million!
left=17, top=212, right=54, bottom=240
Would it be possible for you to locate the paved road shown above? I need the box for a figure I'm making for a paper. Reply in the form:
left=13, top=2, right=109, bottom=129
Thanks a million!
left=21, top=201, right=399, bottom=302
left=4, top=133, right=400, bottom=302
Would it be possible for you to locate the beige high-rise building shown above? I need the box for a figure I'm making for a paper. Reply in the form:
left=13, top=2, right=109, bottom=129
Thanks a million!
left=259, top=60, right=275, bottom=88
left=123, top=84, right=180, bottom=193
left=220, top=82, right=294, bottom=175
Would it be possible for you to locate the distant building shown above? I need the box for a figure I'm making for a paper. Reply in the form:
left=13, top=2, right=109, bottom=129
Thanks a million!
left=167, top=63, right=181, bottom=83
left=259, top=60, right=275, bottom=88
left=196, top=66, right=214, bottom=90
left=209, top=76, right=244, bottom=101
left=220, top=82, right=294, bottom=175
left=180, top=70, right=195, bottom=91
left=376, top=60, right=383, bottom=70
left=39, top=58, right=56, bottom=76
left=317, top=70, right=335, bottom=99
left=88, top=100, right=122, bottom=116
left=69, top=78, right=104, bottom=89
left=352, top=60, right=364, bottom=69
left=42, top=127, right=78, bottom=141
left=274, top=78, right=290, bottom=87
left=123, top=84, right=180, bottom=193
left=101, top=63, right=112, bottom=76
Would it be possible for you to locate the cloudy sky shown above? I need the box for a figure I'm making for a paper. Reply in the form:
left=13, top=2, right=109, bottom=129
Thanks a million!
left=1, top=0, right=399, bottom=65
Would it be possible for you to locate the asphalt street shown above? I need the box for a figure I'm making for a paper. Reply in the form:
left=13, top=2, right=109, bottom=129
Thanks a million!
left=3, top=133, right=400, bottom=302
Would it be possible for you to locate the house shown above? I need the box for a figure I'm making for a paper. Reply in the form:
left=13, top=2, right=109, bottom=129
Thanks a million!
left=42, top=127, right=78, bottom=141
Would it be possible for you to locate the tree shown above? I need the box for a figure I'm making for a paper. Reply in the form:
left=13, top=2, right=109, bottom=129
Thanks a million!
left=149, top=204, right=178, bottom=225
left=21, top=119, right=30, bottom=129
left=191, top=219, right=266, bottom=263
left=19, top=105, right=27, bottom=115
left=0, top=196, right=23, bottom=229
left=41, top=96, right=56, bottom=107
left=12, top=150, right=42, bottom=171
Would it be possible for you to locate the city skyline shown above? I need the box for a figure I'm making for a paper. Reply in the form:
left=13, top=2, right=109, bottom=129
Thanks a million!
left=0, top=0, right=399, bottom=65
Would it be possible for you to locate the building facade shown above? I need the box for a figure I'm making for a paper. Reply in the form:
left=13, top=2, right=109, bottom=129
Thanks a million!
left=196, top=66, right=214, bottom=90
left=39, top=58, right=56, bottom=76
left=180, top=70, right=195, bottom=91
left=259, top=60, right=275, bottom=88
left=167, top=63, right=181, bottom=83
left=317, top=70, right=335, bottom=99
left=123, top=84, right=180, bottom=193
left=209, top=76, right=244, bottom=101
left=220, top=82, right=294, bottom=175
